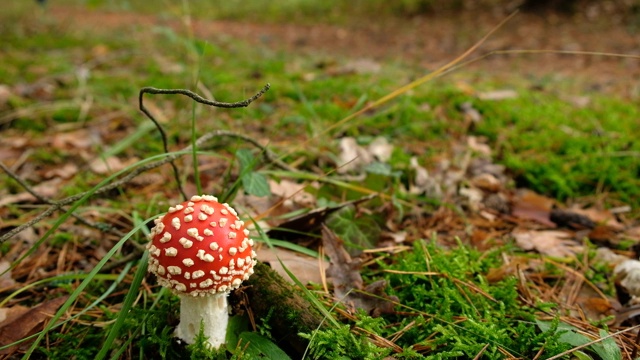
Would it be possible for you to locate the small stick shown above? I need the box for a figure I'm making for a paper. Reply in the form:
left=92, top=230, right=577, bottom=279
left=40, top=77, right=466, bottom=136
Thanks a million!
left=0, top=128, right=285, bottom=245
left=138, top=84, right=271, bottom=200
left=0, top=161, right=145, bottom=251
left=631, top=328, right=640, bottom=359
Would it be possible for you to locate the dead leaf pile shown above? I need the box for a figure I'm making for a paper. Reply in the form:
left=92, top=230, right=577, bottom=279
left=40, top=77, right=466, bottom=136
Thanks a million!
left=0, top=296, right=68, bottom=356
left=321, top=225, right=397, bottom=316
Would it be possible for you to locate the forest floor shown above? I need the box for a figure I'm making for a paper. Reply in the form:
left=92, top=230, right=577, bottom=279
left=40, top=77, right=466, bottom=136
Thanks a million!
left=1, top=1, right=640, bottom=359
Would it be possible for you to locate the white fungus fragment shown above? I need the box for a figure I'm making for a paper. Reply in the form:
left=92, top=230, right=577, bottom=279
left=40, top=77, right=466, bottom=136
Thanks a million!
left=184, top=272, right=191, bottom=279
left=219, top=266, right=229, bottom=275
left=228, top=247, right=238, bottom=256
left=203, top=195, right=217, bottom=202
left=192, top=270, right=205, bottom=279
left=187, top=228, right=199, bottom=239
left=243, top=229, right=250, bottom=236
left=201, top=205, right=214, bottom=215
left=198, top=213, right=207, bottom=221
left=219, top=218, right=228, bottom=227
left=199, top=279, right=213, bottom=288
left=154, top=222, right=165, bottom=233
left=237, top=258, right=245, bottom=267
left=210, top=221, right=217, bottom=227
left=210, top=242, right=219, bottom=251
left=183, top=258, right=195, bottom=267
left=157, top=265, right=166, bottom=275
left=228, top=232, right=237, bottom=239
left=164, top=247, right=178, bottom=257
left=160, top=232, right=172, bottom=243
left=179, top=237, right=193, bottom=249
left=175, top=283, right=187, bottom=292
left=184, top=214, right=193, bottom=223
left=203, top=254, right=214, bottom=262
left=225, top=205, right=238, bottom=216
left=168, top=266, right=182, bottom=275
left=220, top=208, right=229, bottom=215
left=168, top=206, right=179, bottom=213
left=171, top=217, right=181, bottom=230
left=184, top=207, right=194, bottom=214
left=191, top=195, right=203, bottom=202
left=232, top=278, right=242, bottom=287
left=203, top=229, right=213, bottom=236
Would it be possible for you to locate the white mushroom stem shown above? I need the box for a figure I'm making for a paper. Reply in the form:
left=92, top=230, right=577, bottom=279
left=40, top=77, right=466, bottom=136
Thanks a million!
left=175, top=292, right=229, bottom=348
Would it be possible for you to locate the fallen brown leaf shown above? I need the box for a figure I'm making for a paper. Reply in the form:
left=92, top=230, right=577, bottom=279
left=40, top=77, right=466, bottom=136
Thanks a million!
left=512, top=229, right=582, bottom=258
left=256, top=247, right=327, bottom=285
left=511, top=190, right=556, bottom=227
left=588, top=225, right=618, bottom=243
left=0, top=306, right=29, bottom=327
left=50, top=129, right=96, bottom=151
left=0, top=261, right=15, bottom=289
left=337, top=137, right=373, bottom=174
left=0, top=296, right=69, bottom=355
left=322, top=224, right=363, bottom=295
left=0, top=178, right=63, bottom=206
left=322, top=225, right=397, bottom=316
left=477, top=89, right=518, bottom=100
left=268, top=179, right=316, bottom=207
left=89, top=156, right=131, bottom=174
left=266, top=194, right=375, bottom=242
left=569, top=206, right=625, bottom=231
left=43, top=162, right=79, bottom=180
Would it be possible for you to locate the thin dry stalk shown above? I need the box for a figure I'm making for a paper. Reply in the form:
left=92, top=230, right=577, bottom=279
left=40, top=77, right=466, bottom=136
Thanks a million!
left=472, top=343, right=489, bottom=360
left=138, top=83, right=271, bottom=199
left=0, top=128, right=291, bottom=246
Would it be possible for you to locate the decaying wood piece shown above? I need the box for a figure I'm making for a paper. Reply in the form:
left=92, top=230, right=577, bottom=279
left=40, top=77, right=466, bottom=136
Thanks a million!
left=239, top=261, right=326, bottom=356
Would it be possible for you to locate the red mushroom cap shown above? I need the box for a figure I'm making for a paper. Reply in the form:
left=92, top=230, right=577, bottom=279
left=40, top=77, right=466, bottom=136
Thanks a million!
left=147, top=195, right=256, bottom=296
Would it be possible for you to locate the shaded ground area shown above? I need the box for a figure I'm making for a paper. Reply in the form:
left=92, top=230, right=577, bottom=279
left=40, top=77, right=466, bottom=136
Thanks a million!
left=50, top=4, right=640, bottom=95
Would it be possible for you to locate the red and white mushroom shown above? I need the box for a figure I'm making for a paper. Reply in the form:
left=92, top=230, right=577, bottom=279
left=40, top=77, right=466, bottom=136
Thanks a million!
left=146, top=195, right=256, bottom=348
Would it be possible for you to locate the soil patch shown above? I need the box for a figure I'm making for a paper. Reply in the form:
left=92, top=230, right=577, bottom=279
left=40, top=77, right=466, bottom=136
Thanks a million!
left=49, top=5, right=640, bottom=96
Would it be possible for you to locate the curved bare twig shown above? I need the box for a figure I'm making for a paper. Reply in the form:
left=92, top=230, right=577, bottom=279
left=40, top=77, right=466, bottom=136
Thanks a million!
left=138, top=83, right=271, bottom=200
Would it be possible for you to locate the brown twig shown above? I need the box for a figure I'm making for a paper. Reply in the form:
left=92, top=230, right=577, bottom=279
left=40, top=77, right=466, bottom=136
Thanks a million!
left=631, top=328, right=640, bottom=359
left=0, top=161, right=145, bottom=251
left=138, top=83, right=271, bottom=200
left=0, top=128, right=288, bottom=246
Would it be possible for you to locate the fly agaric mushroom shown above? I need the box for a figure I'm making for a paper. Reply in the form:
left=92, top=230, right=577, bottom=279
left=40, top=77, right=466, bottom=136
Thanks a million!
left=146, top=195, right=256, bottom=348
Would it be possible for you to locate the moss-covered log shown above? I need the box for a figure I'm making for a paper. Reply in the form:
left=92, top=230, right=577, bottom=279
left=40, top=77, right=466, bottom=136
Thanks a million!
left=238, top=262, right=326, bottom=356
